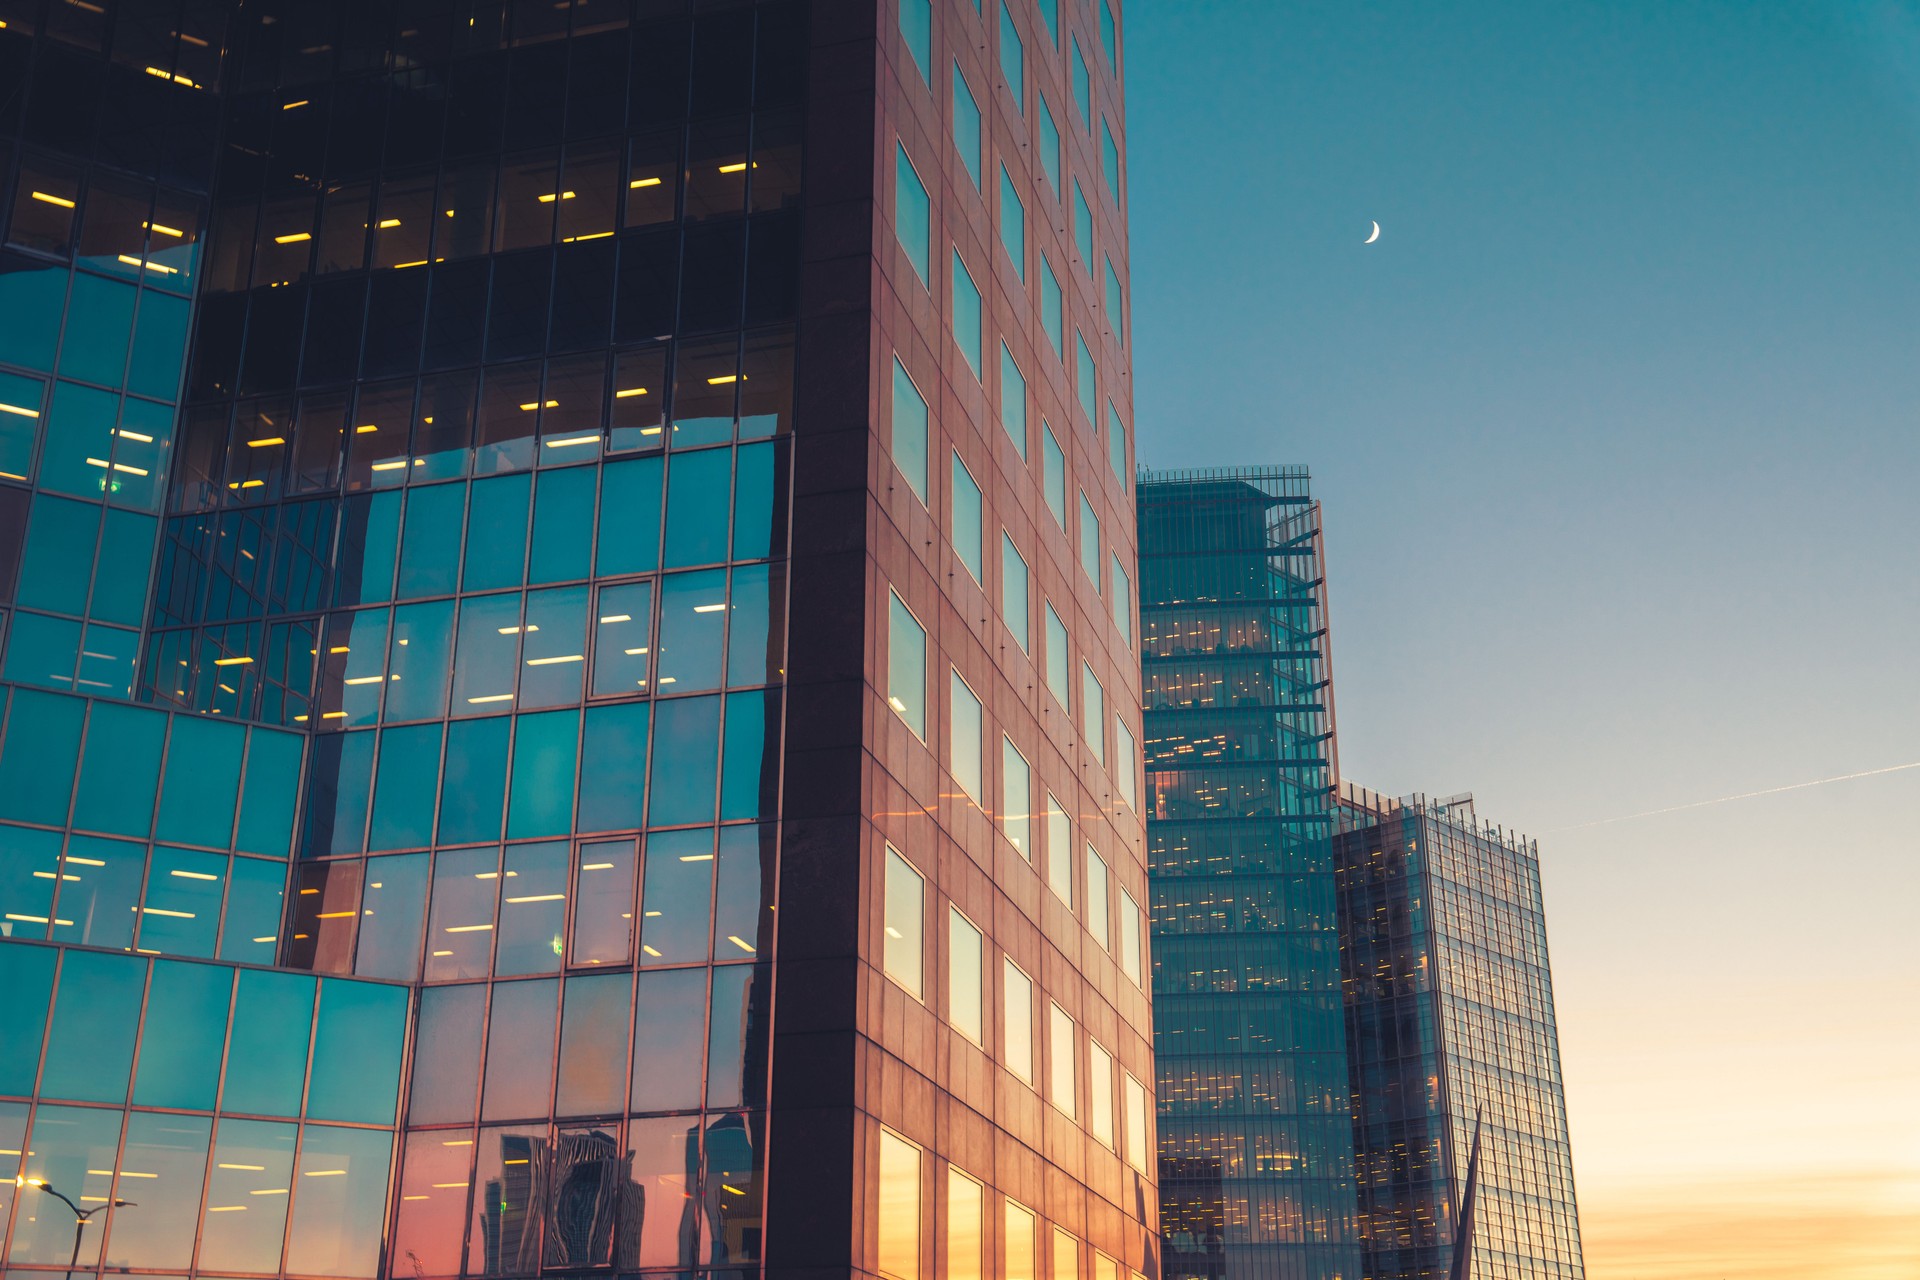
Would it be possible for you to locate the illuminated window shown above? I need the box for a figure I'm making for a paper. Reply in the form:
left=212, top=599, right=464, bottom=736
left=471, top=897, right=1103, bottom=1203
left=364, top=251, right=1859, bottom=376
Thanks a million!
left=1082, top=663, right=1105, bottom=766
left=1110, top=552, right=1132, bottom=646
left=892, top=357, right=929, bottom=502
left=888, top=590, right=927, bottom=738
left=1085, top=844, right=1109, bottom=949
left=884, top=846, right=925, bottom=999
left=1053, top=1229, right=1080, bottom=1280
left=1048, top=1002, right=1076, bottom=1119
left=1079, top=493, right=1101, bottom=588
left=1006, top=1200, right=1037, bottom=1280
left=1114, top=717, right=1138, bottom=814
left=1004, top=957, right=1034, bottom=1083
left=1045, top=793, right=1071, bottom=906
left=1123, top=1073, right=1149, bottom=1172
left=1088, top=1039, right=1115, bottom=1148
left=949, top=1166, right=985, bottom=1280
left=950, top=907, right=985, bottom=1043
left=877, top=1129, right=922, bottom=1280
left=1106, top=403, right=1128, bottom=483
left=950, top=669, right=984, bottom=804
left=1119, top=890, right=1143, bottom=986
left=1003, top=736, right=1031, bottom=859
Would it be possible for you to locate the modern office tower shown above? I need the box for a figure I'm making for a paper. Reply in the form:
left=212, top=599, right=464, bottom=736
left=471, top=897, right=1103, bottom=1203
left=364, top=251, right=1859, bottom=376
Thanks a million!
left=0, top=2, right=1153, bottom=1279
left=1136, top=468, right=1361, bottom=1280
left=1334, top=786, right=1585, bottom=1280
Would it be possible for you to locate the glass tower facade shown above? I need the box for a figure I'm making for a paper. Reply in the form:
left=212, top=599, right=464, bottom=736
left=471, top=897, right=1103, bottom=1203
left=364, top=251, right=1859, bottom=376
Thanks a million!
left=1334, top=786, right=1584, bottom=1280
left=0, top=2, right=1156, bottom=1279
left=1136, top=468, right=1360, bottom=1280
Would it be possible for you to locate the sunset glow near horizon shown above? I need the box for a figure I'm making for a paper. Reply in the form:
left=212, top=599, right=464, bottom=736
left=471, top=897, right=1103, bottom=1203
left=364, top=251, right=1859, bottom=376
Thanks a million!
left=1127, top=2, right=1920, bottom=1276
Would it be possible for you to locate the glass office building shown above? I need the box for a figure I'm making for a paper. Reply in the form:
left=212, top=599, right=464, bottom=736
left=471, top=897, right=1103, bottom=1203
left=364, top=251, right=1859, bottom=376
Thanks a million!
left=1136, top=468, right=1360, bottom=1280
left=1334, top=786, right=1584, bottom=1280
left=0, top=2, right=1155, bottom=1279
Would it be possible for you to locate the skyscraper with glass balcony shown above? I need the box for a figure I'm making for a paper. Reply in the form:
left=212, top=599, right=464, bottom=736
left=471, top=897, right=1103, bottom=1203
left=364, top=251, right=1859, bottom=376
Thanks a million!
left=1135, top=467, right=1361, bottom=1280
left=0, top=2, right=1152, bottom=1278
left=1334, top=786, right=1584, bottom=1280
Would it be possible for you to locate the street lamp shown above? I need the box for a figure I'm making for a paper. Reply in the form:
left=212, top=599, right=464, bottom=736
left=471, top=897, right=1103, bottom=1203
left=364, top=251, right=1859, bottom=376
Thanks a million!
left=20, top=1179, right=135, bottom=1279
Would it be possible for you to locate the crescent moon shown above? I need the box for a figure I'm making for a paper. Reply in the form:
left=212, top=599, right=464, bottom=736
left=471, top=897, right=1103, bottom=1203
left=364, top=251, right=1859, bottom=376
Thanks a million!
left=1364, top=221, right=1381, bottom=244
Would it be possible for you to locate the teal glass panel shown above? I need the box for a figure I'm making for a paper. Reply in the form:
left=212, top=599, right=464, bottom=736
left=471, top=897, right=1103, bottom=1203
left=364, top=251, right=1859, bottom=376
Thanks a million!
left=132, top=958, right=231, bottom=1109
left=16, top=493, right=97, bottom=615
left=648, top=696, right=720, bottom=827
left=890, top=358, right=928, bottom=501
left=0, top=689, right=83, bottom=827
left=0, top=610, right=81, bottom=689
left=630, top=967, right=707, bottom=1111
left=952, top=252, right=982, bottom=375
left=236, top=726, right=303, bottom=857
left=309, top=978, right=408, bottom=1124
left=73, top=702, right=164, bottom=836
left=439, top=715, right=510, bottom=844
left=725, top=562, right=777, bottom=687
left=58, top=273, right=137, bottom=387
left=219, top=855, right=287, bottom=964
left=223, top=968, right=315, bottom=1117
left=731, top=440, right=776, bottom=561
left=507, top=709, right=580, bottom=838
left=1074, top=181, right=1093, bottom=275
left=952, top=452, right=983, bottom=580
left=155, top=715, right=244, bottom=848
left=409, top=982, right=484, bottom=1124
left=89, top=506, right=156, bottom=624
left=895, top=144, right=930, bottom=284
left=495, top=840, right=568, bottom=975
left=37, top=380, right=117, bottom=500
left=706, top=962, right=764, bottom=1107
left=0, top=824, right=61, bottom=942
left=900, top=0, right=931, bottom=82
left=11, top=1104, right=124, bottom=1265
left=480, top=977, right=558, bottom=1121
left=998, top=165, right=1026, bottom=279
left=337, top=491, right=400, bottom=605
left=596, top=455, right=662, bottom=575
left=104, top=1111, right=211, bottom=1269
left=999, top=1, right=1024, bottom=112
left=41, top=948, right=145, bottom=1103
left=578, top=701, right=650, bottom=833
left=201, top=1119, right=297, bottom=1273
left=954, top=66, right=982, bottom=188
left=137, top=847, right=227, bottom=957
left=714, top=824, right=770, bottom=958
left=1103, top=118, right=1122, bottom=204
left=287, top=1125, right=394, bottom=1279
left=1037, top=0, right=1057, bottom=41
left=721, top=690, right=779, bottom=822
left=0, top=255, right=67, bottom=371
left=530, top=462, right=595, bottom=582
left=556, top=970, right=631, bottom=1116
left=369, top=722, right=443, bottom=850
left=664, top=445, right=733, bottom=568
left=386, top=600, right=455, bottom=721
left=1108, top=403, right=1129, bottom=481
left=657, top=569, right=726, bottom=691
left=520, top=584, right=588, bottom=707
left=0, top=369, right=43, bottom=478
left=108, top=395, right=171, bottom=511
left=0, top=940, right=56, bottom=1094
left=464, top=472, right=532, bottom=590
left=77, top=621, right=139, bottom=697
left=1077, top=332, right=1097, bottom=423
left=355, top=851, right=429, bottom=981
left=1040, top=256, right=1063, bottom=356
left=311, top=729, right=375, bottom=856
left=126, top=290, right=191, bottom=401
left=1038, top=96, right=1061, bottom=194
left=396, top=481, right=465, bottom=598
left=53, top=834, right=144, bottom=950
left=1100, top=0, right=1116, bottom=63
left=638, top=828, right=713, bottom=965
left=590, top=580, right=653, bottom=697
left=1106, top=257, right=1125, bottom=342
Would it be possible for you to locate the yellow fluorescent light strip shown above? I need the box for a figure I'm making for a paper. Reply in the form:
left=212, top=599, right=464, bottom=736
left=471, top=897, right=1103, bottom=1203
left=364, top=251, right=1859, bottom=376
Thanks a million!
left=247, top=436, right=285, bottom=447
left=273, top=231, right=311, bottom=244
left=31, top=191, right=76, bottom=208
left=171, top=869, right=219, bottom=881
left=212, top=656, right=253, bottom=666
left=630, top=176, right=662, bottom=188
left=518, top=400, right=559, bottom=411
left=543, top=434, right=598, bottom=448
left=614, top=387, right=648, bottom=398
left=537, top=191, right=577, bottom=202
left=693, top=603, right=726, bottom=613
left=378, top=218, right=401, bottom=228
left=706, top=374, right=739, bottom=385
left=524, top=654, right=583, bottom=665
left=467, top=694, right=513, bottom=704
left=0, top=403, right=39, bottom=419
left=718, top=162, right=748, bottom=174
left=504, top=894, right=566, bottom=903
left=144, top=221, right=185, bottom=237
left=84, top=457, right=150, bottom=476
left=580, top=862, right=616, bottom=870
left=117, top=254, right=179, bottom=275
left=598, top=614, right=631, bottom=624
left=116, top=428, right=154, bottom=442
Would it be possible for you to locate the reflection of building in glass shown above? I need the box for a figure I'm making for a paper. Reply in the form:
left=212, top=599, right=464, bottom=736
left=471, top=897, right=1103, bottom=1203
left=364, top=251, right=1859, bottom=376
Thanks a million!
left=1335, top=787, right=1585, bottom=1280
left=0, top=2, right=1153, bottom=1276
left=1137, top=468, right=1362, bottom=1280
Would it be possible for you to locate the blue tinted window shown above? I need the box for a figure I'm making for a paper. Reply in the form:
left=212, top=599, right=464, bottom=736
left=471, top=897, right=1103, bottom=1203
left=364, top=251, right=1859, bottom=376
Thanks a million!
left=386, top=600, right=455, bottom=722
left=891, top=358, right=929, bottom=501
left=579, top=701, right=651, bottom=832
left=896, top=145, right=931, bottom=285
left=726, top=562, right=779, bottom=688
left=520, top=585, right=589, bottom=707
left=397, top=481, right=465, bottom=598
left=1101, top=0, right=1117, bottom=64
left=1000, top=345, right=1028, bottom=457
left=90, top=506, right=155, bottom=624
left=236, top=726, right=302, bottom=857
left=370, top=722, right=443, bottom=850
left=954, top=66, right=983, bottom=189
left=59, top=273, right=136, bottom=387
left=42, top=949, right=145, bottom=1102
left=631, top=967, right=708, bottom=1112
left=0, top=824, right=61, bottom=943
left=220, top=855, right=288, bottom=965
left=1040, top=256, right=1063, bottom=357
left=309, top=978, right=408, bottom=1124
left=0, top=369, right=43, bottom=477
left=597, top=455, right=663, bottom=576
left=707, top=963, right=767, bottom=1108
left=1080, top=493, right=1102, bottom=589
left=0, top=255, right=66, bottom=371
left=1003, top=534, right=1030, bottom=651
left=732, top=440, right=779, bottom=562
left=1037, top=0, right=1058, bottom=43
left=953, top=252, right=983, bottom=375
left=1038, top=97, right=1061, bottom=195
left=13, top=1105, right=124, bottom=1262
left=1073, top=38, right=1092, bottom=128
left=639, top=827, right=715, bottom=964
left=37, top=381, right=117, bottom=501
left=355, top=851, right=429, bottom=980
left=721, top=691, right=778, bottom=822
left=409, top=983, right=484, bottom=1124
left=657, top=569, right=728, bottom=692
left=1074, top=182, right=1094, bottom=276
left=999, top=3, right=1024, bottom=113
left=202, top=1119, right=297, bottom=1272
left=497, top=840, right=568, bottom=976
left=287, top=1124, right=393, bottom=1277
left=1103, top=119, right=1122, bottom=205
left=138, top=846, right=227, bottom=957
left=1108, top=403, right=1129, bottom=482
left=127, top=291, right=191, bottom=401
left=953, top=452, right=983, bottom=582
left=1077, top=333, right=1098, bottom=424
left=1, top=610, right=81, bottom=689
left=133, top=958, right=231, bottom=1109
left=481, top=977, right=558, bottom=1121
left=156, top=715, right=244, bottom=848
left=999, top=166, right=1026, bottom=279
left=591, top=580, right=654, bottom=698
left=648, top=696, right=721, bottom=827
left=16, top=494, right=95, bottom=615
left=1105, top=257, right=1125, bottom=343
left=77, top=621, right=139, bottom=698
left=439, top=715, right=510, bottom=844
left=507, top=709, right=580, bottom=838
left=464, top=472, right=532, bottom=590
left=531, top=464, right=595, bottom=582
left=0, top=941, right=56, bottom=1094
left=900, top=0, right=932, bottom=83
left=54, top=834, right=144, bottom=950
left=665, top=446, right=734, bottom=568
left=114, top=1108, right=210, bottom=1268
left=224, top=968, right=316, bottom=1117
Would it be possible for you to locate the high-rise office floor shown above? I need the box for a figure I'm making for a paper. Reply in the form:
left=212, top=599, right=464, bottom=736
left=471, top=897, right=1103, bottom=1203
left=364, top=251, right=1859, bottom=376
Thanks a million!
left=0, top=2, right=1154, bottom=1277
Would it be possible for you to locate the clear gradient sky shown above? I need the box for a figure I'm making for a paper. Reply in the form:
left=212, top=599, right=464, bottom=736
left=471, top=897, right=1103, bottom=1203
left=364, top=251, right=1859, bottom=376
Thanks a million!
left=1123, top=3, right=1920, bottom=1277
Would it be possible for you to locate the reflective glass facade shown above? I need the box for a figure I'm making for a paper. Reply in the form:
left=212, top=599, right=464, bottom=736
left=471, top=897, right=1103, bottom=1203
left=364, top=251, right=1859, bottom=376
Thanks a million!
left=0, top=1, right=1152, bottom=1278
left=1334, top=787, right=1584, bottom=1280
left=1136, top=469, right=1361, bottom=1280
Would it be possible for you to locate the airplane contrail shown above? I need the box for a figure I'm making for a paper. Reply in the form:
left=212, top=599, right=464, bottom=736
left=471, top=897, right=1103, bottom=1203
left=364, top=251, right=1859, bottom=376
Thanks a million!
left=1550, top=761, right=1920, bottom=832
